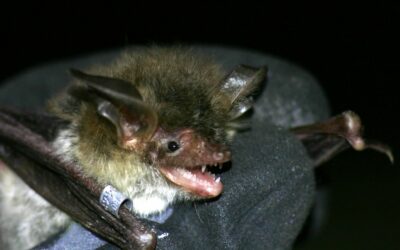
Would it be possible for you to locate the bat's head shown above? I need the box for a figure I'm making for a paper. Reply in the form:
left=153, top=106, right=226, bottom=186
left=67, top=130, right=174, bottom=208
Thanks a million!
left=56, top=49, right=266, bottom=215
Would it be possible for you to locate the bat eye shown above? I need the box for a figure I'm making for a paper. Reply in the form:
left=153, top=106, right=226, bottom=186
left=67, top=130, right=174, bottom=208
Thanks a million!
left=167, top=141, right=180, bottom=152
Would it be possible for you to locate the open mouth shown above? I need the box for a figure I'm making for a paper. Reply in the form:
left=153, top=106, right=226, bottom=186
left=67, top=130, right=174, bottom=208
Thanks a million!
left=159, top=163, right=228, bottom=198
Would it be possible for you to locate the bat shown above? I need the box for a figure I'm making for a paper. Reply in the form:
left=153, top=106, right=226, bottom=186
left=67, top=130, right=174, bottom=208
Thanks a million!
left=0, top=47, right=391, bottom=250
left=0, top=47, right=267, bottom=249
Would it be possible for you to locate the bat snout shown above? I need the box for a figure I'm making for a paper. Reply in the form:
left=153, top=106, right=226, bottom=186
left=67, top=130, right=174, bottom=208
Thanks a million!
left=213, top=150, right=231, bottom=162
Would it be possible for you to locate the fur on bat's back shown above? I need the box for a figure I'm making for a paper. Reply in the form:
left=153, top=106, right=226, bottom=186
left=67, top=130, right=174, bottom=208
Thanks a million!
left=50, top=47, right=228, bottom=140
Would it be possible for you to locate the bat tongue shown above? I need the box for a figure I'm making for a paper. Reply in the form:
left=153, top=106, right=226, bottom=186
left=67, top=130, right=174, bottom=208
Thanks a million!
left=159, top=166, right=223, bottom=197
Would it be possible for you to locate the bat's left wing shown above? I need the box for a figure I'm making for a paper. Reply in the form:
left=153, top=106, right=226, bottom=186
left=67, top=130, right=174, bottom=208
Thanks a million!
left=291, top=111, right=393, bottom=167
left=0, top=108, right=156, bottom=250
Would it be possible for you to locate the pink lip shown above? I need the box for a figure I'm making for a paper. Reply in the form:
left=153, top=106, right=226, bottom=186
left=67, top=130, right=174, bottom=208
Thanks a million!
left=159, top=166, right=223, bottom=197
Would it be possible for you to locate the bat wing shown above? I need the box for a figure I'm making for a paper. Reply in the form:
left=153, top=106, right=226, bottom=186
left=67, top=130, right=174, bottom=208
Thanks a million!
left=291, top=111, right=393, bottom=167
left=0, top=108, right=156, bottom=250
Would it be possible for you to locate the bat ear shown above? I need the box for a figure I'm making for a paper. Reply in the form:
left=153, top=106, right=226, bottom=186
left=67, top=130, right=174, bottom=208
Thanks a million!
left=69, top=69, right=158, bottom=149
left=219, top=65, right=267, bottom=120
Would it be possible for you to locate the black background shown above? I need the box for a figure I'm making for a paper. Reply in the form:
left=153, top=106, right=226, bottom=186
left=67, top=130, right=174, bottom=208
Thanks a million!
left=2, top=2, right=399, bottom=249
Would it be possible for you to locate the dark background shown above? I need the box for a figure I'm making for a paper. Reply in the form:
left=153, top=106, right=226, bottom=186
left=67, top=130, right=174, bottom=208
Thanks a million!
left=2, top=2, right=399, bottom=249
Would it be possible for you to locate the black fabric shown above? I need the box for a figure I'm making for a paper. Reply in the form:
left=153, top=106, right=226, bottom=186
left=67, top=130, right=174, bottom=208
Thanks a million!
left=0, top=46, right=329, bottom=250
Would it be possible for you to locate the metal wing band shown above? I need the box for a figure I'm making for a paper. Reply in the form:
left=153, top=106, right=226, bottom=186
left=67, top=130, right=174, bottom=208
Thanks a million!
left=100, top=185, right=133, bottom=218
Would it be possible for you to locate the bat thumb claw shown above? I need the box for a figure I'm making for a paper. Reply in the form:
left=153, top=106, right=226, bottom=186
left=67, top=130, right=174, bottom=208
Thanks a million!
left=364, top=141, right=394, bottom=164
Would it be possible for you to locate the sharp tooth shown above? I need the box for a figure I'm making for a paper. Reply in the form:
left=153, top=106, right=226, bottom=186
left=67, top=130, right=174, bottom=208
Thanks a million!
left=215, top=177, right=221, bottom=183
left=201, top=165, right=206, bottom=173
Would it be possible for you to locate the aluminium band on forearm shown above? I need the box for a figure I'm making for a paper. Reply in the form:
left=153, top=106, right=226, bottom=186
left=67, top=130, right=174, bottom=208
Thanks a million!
left=99, top=185, right=133, bottom=218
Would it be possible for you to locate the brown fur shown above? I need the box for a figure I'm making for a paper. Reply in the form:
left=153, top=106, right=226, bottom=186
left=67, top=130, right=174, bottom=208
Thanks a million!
left=48, top=47, right=232, bottom=204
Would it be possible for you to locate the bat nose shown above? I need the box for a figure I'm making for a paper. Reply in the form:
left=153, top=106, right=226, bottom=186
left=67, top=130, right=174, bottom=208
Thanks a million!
left=213, top=150, right=231, bottom=162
